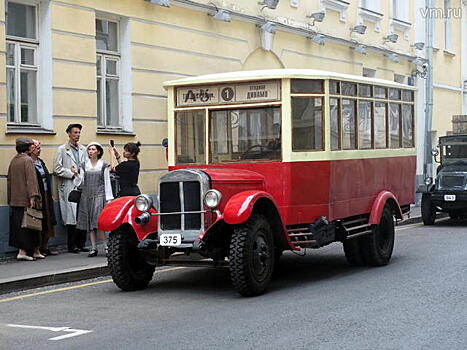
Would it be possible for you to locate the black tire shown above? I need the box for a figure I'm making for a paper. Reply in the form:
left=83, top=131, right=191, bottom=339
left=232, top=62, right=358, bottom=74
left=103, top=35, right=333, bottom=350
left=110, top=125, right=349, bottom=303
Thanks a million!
left=108, top=227, right=155, bottom=291
left=343, top=236, right=367, bottom=266
left=361, top=205, right=395, bottom=266
left=229, top=214, right=275, bottom=297
left=421, top=193, right=436, bottom=225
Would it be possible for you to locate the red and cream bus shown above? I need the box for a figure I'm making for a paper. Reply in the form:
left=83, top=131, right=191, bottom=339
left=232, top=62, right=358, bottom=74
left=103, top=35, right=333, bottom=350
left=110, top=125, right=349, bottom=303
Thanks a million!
left=99, top=69, right=416, bottom=296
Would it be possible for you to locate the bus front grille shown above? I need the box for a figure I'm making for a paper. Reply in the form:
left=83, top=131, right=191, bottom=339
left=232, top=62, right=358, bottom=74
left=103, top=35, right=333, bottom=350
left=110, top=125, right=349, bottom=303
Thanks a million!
left=160, top=181, right=202, bottom=231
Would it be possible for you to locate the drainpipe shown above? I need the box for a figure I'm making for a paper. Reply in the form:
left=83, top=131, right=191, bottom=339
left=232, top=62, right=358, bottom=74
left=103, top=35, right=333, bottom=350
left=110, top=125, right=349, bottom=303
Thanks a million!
left=423, top=0, right=434, bottom=180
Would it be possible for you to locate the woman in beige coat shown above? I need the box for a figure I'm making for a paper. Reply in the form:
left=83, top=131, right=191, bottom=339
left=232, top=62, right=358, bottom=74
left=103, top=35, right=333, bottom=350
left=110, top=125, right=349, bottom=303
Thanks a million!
left=7, top=137, right=43, bottom=261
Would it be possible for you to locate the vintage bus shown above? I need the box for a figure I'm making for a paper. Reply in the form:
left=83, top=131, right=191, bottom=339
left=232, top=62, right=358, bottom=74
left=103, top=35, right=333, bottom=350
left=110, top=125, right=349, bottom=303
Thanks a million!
left=98, top=69, right=416, bottom=296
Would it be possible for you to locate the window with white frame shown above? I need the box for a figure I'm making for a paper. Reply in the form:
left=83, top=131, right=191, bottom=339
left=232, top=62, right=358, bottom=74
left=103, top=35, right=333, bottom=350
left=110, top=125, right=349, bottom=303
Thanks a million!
left=96, top=18, right=120, bottom=128
left=361, top=0, right=380, bottom=13
left=444, top=0, right=452, bottom=51
left=392, top=0, right=408, bottom=22
left=6, top=1, right=39, bottom=124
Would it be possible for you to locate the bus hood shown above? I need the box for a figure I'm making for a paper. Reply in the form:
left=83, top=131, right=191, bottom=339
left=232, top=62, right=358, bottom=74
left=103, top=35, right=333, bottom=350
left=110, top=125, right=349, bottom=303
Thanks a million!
left=201, top=168, right=265, bottom=186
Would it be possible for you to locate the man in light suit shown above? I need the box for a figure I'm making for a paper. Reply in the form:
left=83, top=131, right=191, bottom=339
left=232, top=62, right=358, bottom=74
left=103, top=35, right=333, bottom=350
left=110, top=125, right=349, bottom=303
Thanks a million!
left=54, top=124, right=87, bottom=253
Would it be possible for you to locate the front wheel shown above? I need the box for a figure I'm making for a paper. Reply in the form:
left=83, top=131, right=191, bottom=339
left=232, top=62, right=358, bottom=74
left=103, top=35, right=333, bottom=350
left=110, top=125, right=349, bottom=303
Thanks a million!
left=229, top=214, right=275, bottom=297
left=421, top=193, right=436, bottom=225
left=107, top=227, right=155, bottom=291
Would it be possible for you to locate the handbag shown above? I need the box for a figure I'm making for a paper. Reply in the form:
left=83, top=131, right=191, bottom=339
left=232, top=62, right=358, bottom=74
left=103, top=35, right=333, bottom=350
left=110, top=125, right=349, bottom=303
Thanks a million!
left=68, top=189, right=82, bottom=203
left=21, top=207, right=43, bottom=231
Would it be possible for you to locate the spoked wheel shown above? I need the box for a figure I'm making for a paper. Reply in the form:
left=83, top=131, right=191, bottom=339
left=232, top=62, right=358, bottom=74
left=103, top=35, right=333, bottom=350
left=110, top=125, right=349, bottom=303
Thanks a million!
left=108, top=227, right=155, bottom=291
left=362, top=205, right=395, bottom=266
left=229, top=214, right=275, bottom=297
left=421, top=193, right=436, bottom=225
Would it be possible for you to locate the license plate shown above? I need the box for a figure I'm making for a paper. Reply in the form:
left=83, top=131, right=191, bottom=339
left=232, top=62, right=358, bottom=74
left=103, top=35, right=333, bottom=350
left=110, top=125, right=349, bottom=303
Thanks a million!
left=159, top=233, right=182, bottom=246
left=444, top=194, right=456, bottom=201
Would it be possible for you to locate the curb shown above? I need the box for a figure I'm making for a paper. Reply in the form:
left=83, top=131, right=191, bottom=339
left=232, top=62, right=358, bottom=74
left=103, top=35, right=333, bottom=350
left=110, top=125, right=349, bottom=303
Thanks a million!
left=398, top=212, right=448, bottom=226
left=0, top=264, right=109, bottom=295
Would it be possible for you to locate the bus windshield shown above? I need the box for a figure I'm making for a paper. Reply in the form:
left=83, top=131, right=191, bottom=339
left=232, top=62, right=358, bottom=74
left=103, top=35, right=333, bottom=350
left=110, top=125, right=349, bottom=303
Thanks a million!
left=209, top=106, right=281, bottom=163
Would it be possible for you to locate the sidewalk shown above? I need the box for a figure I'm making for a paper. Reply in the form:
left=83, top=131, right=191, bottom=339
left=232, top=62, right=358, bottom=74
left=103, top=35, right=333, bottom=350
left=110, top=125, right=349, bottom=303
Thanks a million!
left=0, top=206, right=443, bottom=296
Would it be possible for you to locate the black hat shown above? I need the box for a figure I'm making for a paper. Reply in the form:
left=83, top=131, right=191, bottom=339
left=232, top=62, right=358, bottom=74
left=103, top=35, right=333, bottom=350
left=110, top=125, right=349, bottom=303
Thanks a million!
left=66, top=123, right=82, bottom=133
left=15, top=136, right=34, bottom=147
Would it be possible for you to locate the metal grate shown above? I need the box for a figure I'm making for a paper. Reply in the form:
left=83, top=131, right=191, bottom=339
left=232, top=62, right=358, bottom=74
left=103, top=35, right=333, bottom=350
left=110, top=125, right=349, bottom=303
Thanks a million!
left=160, top=181, right=201, bottom=231
left=440, top=175, right=465, bottom=188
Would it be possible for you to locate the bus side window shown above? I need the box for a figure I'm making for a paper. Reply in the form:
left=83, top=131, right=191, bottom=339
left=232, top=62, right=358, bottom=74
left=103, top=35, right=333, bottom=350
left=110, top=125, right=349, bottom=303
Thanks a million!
left=342, top=99, right=357, bottom=150
left=374, top=102, right=387, bottom=149
left=292, top=97, right=324, bottom=151
left=330, top=98, right=340, bottom=150
left=358, top=100, right=373, bottom=149
left=389, top=103, right=401, bottom=148
left=402, top=104, right=414, bottom=148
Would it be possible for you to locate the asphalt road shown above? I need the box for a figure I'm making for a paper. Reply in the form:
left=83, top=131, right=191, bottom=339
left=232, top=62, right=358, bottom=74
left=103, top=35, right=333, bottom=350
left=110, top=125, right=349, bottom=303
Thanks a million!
left=1, top=219, right=467, bottom=350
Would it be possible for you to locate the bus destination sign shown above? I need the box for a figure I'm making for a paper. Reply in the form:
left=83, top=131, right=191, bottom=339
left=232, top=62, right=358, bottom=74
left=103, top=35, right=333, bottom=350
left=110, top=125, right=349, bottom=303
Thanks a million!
left=176, top=81, right=280, bottom=107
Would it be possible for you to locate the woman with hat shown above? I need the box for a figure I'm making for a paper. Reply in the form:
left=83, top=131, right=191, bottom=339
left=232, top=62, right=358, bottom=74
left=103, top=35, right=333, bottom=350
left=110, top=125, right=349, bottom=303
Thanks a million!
left=72, top=142, right=114, bottom=257
left=7, top=137, right=43, bottom=261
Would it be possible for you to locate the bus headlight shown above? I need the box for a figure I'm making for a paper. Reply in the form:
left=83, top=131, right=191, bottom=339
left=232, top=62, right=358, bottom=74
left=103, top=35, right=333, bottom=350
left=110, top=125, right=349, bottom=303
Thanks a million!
left=204, top=190, right=222, bottom=209
left=135, top=194, right=153, bottom=212
left=424, top=177, right=433, bottom=186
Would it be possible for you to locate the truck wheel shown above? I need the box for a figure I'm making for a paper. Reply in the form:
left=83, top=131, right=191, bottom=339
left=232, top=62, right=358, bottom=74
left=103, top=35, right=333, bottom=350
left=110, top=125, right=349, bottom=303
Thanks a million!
left=343, top=237, right=366, bottom=266
left=229, top=214, right=275, bottom=297
left=108, top=227, right=155, bottom=291
left=421, top=193, right=436, bottom=225
left=362, top=205, right=395, bottom=266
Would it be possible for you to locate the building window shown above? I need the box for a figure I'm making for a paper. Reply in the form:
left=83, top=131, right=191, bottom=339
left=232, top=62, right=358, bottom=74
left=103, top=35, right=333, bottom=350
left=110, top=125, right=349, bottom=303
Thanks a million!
left=361, top=0, right=380, bottom=13
left=6, top=1, right=38, bottom=124
left=444, top=0, right=452, bottom=51
left=392, top=0, right=408, bottom=21
left=96, top=18, right=120, bottom=128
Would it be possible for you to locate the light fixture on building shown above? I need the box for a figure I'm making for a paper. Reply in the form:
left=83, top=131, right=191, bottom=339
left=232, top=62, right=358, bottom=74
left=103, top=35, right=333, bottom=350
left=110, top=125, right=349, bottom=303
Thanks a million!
left=354, top=44, right=367, bottom=54
left=307, top=11, right=325, bottom=26
left=258, top=0, right=279, bottom=9
left=386, top=53, right=400, bottom=63
left=259, top=21, right=277, bottom=51
left=350, top=24, right=367, bottom=35
left=412, top=57, right=426, bottom=66
left=308, top=33, right=325, bottom=45
left=383, top=33, right=399, bottom=43
left=209, top=7, right=231, bottom=22
left=411, top=42, right=425, bottom=50
left=145, top=0, right=170, bottom=7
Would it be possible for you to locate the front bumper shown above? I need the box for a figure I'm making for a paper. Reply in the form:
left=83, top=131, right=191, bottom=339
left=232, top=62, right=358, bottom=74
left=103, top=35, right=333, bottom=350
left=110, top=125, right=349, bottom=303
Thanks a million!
left=430, top=191, right=467, bottom=211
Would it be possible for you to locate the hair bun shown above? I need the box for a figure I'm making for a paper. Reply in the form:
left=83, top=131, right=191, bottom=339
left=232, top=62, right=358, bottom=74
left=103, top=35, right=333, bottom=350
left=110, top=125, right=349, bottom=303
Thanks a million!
left=136, top=141, right=141, bottom=147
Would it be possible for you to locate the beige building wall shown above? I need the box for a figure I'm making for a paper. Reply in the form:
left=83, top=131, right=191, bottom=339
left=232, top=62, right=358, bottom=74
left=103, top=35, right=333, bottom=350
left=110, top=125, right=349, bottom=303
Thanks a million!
left=0, top=0, right=463, bottom=254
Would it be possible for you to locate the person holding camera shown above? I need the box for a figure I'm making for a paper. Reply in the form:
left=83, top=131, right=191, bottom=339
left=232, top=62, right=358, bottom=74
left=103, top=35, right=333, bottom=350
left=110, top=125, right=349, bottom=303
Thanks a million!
left=109, top=141, right=141, bottom=197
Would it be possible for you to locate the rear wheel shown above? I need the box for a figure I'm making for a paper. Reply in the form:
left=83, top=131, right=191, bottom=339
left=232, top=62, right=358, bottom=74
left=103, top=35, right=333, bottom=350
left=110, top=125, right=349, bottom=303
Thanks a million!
left=229, top=214, right=275, bottom=297
left=362, top=205, right=395, bottom=266
left=343, top=236, right=367, bottom=266
left=108, top=227, right=155, bottom=291
left=421, top=193, right=436, bottom=225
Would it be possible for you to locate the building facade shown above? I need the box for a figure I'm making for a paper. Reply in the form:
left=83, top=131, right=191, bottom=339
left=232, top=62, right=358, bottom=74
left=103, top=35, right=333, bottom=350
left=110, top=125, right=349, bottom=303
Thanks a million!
left=0, top=0, right=464, bottom=255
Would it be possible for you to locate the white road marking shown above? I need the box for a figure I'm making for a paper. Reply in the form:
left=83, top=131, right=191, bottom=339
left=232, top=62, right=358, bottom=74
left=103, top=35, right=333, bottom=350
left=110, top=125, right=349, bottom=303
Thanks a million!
left=7, top=324, right=92, bottom=340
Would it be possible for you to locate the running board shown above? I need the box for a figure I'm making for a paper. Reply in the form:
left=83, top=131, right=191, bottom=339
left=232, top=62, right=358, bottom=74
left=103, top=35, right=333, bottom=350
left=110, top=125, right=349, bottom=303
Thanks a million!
left=160, top=259, right=228, bottom=268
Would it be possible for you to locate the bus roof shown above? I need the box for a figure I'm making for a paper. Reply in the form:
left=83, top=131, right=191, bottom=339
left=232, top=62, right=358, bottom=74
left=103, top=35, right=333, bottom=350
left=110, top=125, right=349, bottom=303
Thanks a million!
left=163, top=69, right=416, bottom=90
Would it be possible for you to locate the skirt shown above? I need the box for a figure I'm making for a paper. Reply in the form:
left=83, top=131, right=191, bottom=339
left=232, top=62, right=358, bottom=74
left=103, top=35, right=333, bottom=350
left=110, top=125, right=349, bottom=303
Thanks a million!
left=9, top=206, right=42, bottom=250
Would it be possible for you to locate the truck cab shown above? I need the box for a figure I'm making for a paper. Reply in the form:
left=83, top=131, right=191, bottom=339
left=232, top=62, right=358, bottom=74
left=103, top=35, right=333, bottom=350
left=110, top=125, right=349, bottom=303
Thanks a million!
left=419, top=134, right=467, bottom=224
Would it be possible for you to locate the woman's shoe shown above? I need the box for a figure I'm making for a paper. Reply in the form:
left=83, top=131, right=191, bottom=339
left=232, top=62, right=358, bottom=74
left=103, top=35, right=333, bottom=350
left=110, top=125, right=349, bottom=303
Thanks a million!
left=33, top=253, right=46, bottom=259
left=17, top=254, right=34, bottom=261
left=88, top=249, right=98, bottom=257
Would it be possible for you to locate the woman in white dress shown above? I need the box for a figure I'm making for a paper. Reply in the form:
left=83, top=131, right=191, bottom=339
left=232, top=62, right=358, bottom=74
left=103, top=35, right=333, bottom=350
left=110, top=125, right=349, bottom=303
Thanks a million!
left=73, top=142, right=113, bottom=257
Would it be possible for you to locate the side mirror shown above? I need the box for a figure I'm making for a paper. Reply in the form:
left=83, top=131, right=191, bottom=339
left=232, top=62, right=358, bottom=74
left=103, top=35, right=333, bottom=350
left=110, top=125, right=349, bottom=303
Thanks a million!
left=432, top=148, right=440, bottom=163
left=162, top=138, right=168, bottom=148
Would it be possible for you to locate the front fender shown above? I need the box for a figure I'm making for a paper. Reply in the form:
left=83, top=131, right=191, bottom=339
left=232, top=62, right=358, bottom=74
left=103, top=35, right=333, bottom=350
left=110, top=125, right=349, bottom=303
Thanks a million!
left=223, top=190, right=277, bottom=225
left=98, top=197, right=136, bottom=231
left=98, top=196, right=158, bottom=241
left=368, top=190, right=403, bottom=225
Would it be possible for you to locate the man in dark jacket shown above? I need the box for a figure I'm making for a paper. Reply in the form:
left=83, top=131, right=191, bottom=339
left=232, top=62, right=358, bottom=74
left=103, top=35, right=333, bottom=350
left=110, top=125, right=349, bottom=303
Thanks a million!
left=7, top=137, right=43, bottom=261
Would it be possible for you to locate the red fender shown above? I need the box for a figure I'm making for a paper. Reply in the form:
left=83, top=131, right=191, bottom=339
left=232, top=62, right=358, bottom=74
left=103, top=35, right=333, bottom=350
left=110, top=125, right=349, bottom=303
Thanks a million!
left=368, top=190, right=403, bottom=225
left=98, top=196, right=158, bottom=241
left=223, top=190, right=277, bottom=225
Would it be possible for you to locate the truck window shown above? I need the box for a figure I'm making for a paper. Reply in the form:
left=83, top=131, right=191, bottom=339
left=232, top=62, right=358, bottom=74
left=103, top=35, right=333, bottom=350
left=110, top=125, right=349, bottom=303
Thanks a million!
left=292, top=97, right=324, bottom=151
left=209, top=106, right=281, bottom=163
left=175, top=111, right=205, bottom=164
